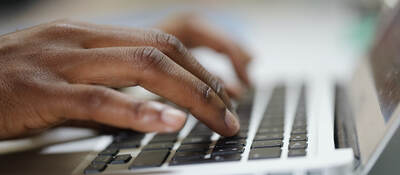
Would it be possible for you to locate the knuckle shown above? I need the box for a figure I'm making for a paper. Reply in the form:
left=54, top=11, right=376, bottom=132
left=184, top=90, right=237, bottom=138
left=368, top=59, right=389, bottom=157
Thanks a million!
left=131, top=47, right=164, bottom=71
left=200, top=85, right=214, bottom=103
left=41, top=19, right=84, bottom=37
left=211, top=78, right=224, bottom=94
left=197, top=73, right=224, bottom=97
left=154, top=32, right=185, bottom=53
left=131, top=101, right=147, bottom=121
left=191, top=84, right=226, bottom=118
left=80, top=87, right=109, bottom=112
left=52, top=19, right=74, bottom=25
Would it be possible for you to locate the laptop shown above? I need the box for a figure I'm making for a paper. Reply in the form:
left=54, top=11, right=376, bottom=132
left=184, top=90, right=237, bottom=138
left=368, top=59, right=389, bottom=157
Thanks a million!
left=1, top=2, right=400, bottom=175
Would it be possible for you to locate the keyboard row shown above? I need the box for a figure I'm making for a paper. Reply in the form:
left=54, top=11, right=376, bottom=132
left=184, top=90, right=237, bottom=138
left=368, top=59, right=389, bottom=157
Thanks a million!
left=288, top=87, right=308, bottom=157
left=249, top=86, right=285, bottom=159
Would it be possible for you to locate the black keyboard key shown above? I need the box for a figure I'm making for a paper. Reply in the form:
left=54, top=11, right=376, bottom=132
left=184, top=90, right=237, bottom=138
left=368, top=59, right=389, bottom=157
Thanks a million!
left=259, top=122, right=284, bottom=128
left=173, top=151, right=207, bottom=160
left=177, top=143, right=211, bottom=152
left=107, top=143, right=119, bottom=149
left=257, top=127, right=284, bottom=134
left=264, top=112, right=284, bottom=118
left=215, top=139, right=246, bottom=147
left=238, top=128, right=249, bottom=133
left=113, top=131, right=144, bottom=143
left=84, top=163, right=107, bottom=174
left=192, top=123, right=211, bottom=132
left=291, top=128, right=307, bottom=135
left=264, top=104, right=284, bottom=111
left=249, top=147, right=281, bottom=160
left=129, top=150, right=170, bottom=169
left=99, top=148, right=119, bottom=156
left=220, top=132, right=247, bottom=140
left=292, top=122, right=307, bottom=128
left=110, top=140, right=141, bottom=149
left=171, top=153, right=242, bottom=165
left=118, top=141, right=141, bottom=149
left=170, top=157, right=211, bottom=165
left=290, top=134, right=307, bottom=141
left=292, top=124, right=307, bottom=129
left=261, top=117, right=284, bottom=123
left=92, top=155, right=113, bottom=164
left=182, top=136, right=211, bottom=144
left=150, top=133, right=178, bottom=143
left=289, top=141, right=308, bottom=149
left=187, top=130, right=214, bottom=137
left=107, top=142, right=118, bottom=149
left=110, top=154, right=132, bottom=164
left=288, top=149, right=307, bottom=157
left=211, top=153, right=241, bottom=162
left=254, top=133, right=283, bottom=141
left=212, top=147, right=244, bottom=156
left=294, top=118, right=306, bottom=123
left=143, top=142, right=174, bottom=151
left=251, top=140, right=283, bottom=148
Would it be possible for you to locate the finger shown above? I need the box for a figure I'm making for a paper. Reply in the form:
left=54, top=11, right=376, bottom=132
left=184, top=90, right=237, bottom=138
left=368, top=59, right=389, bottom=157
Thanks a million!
left=222, top=80, right=246, bottom=99
left=58, top=47, right=240, bottom=136
left=61, top=120, right=123, bottom=132
left=214, top=76, right=244, bottom=99
left=184, top=22, right=252, bottom=87
left=52, top=84, right=187, bottom=133
left=158, top=15, right=252, bottom=86
left=55, top=21, right=232, bottom=110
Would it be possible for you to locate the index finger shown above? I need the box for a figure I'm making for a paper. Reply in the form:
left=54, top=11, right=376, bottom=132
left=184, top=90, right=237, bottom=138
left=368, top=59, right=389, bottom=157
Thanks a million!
left=157, top=15, right=252, bottom=86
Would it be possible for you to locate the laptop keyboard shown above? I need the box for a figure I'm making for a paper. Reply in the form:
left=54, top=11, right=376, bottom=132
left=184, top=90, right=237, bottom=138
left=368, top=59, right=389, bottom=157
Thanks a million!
left=83, top=85, right=309, bottom=174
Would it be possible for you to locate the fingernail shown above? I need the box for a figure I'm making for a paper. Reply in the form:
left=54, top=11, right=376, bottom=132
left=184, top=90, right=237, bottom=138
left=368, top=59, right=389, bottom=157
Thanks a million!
left=148, top=101, right=165, bottom=111
left=163, top=127, right=175, bottom=133
left=161, top=108, right=186, bottom=126
left=224, top=109, right=240, bottom=133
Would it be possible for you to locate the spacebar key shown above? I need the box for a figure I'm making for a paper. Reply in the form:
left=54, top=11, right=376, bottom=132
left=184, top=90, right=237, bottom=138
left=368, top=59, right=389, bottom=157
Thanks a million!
left=129, top=150, right=170, bottom=169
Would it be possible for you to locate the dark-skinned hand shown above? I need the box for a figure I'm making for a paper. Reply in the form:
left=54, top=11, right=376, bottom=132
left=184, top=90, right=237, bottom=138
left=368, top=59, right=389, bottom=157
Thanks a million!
left=0, top=14, right=252, bottom=140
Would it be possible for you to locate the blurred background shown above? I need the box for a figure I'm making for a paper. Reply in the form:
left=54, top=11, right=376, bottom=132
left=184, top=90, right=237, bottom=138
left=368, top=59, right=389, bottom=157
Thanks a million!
left=0, top=0, right=393, bottom=84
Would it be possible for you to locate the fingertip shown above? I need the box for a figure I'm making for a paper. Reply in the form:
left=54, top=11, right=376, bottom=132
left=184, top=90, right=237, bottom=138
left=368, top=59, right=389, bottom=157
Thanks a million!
left=223, top=109, right=240, bottom=136
left=128, top=101, right=187, bottom=133
left=161, top=108, right=187, bottom=127
left=225, top=83, right=247, bottom=99
left=239, top=68, right=252, bottom=87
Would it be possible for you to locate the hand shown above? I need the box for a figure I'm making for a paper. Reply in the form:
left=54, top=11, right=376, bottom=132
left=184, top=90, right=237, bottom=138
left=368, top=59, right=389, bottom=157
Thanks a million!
left=156, top=13, right=252, bottom=89
left=0, top=19, right=243, bottom=140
